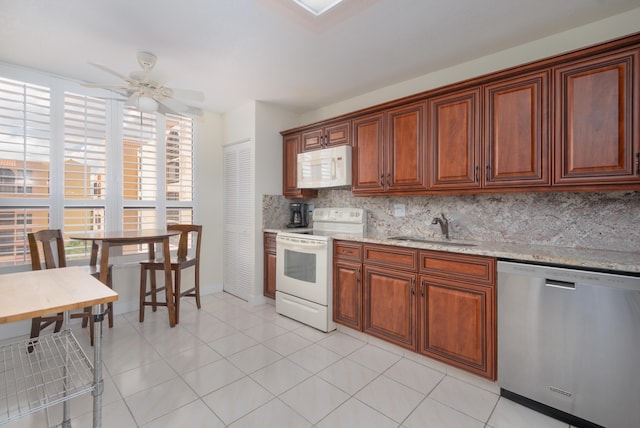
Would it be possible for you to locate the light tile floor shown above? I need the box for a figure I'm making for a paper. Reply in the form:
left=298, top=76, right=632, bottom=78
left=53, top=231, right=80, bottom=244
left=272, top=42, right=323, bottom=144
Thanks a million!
left=4, top=291, right=573, bottom=427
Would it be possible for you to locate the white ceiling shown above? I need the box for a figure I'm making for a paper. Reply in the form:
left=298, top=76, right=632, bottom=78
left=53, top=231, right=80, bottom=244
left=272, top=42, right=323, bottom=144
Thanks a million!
left=0, top=0, right=638, bottom=114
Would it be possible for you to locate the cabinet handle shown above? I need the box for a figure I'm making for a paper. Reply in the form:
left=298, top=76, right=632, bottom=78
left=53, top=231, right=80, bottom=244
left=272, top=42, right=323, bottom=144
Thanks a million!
left=475, top=165, right=479, bottom=182
left=411, top=278, right=415, bottom=296
left=380, top=173, right=384, bottom=186
left=636, top=152, right=639, bottom=174
left=420, top=281, right=424, bottom=297
left=486, top=164, right=490, bottom=178
left=357, top=267, right=361, bottom=283
left=386, top=173, right=391, bottom=186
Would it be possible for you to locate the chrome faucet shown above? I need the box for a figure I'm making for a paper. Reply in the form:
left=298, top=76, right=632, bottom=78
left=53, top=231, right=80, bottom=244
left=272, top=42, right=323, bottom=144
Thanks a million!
left=431, top=213, right=449, bottom=240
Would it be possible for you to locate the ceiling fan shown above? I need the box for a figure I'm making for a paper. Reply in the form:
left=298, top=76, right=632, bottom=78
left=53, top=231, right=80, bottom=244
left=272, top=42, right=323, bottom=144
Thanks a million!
left=84, top=51, right=204, bottom=115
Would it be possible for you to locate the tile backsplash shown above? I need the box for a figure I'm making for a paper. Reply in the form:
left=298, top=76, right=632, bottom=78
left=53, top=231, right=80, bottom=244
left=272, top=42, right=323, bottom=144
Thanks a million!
left=263, top=190, right=639, bottom=253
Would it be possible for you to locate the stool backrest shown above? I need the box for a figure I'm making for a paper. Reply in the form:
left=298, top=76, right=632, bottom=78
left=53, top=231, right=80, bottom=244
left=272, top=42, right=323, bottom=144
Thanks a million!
left=167, top=224, right=202, bottom=262
left=28, top=229, right=67, bottom=270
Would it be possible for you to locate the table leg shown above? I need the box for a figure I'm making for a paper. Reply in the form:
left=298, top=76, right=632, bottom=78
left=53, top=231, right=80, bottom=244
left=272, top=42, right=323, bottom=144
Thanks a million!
left=61, top=311, right=71, bottom=427
left=92, top=303, right=105, bottom=428
left=162, top=237, right=177, bottom=327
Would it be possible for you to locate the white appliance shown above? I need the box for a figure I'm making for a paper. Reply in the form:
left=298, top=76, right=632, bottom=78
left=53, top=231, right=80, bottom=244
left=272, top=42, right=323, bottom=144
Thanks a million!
left=297, top=145, right=352, bottom=189
left=276, top=207, right=366, bottom=332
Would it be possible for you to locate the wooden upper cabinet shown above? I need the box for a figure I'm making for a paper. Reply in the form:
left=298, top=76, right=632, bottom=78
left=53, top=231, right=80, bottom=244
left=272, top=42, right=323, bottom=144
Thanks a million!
left=484, top=71, right=550, bottom=188
left=554, top=48, right=640, bottom=185
left=428, top=88, right=481, bottom=190
left=386, top=102, right=428, bottom=193
left=282, top=133, right=318, bottom=199
left=301, top=120, right=350, bottom=152
left=352, top=102, right=427, bottom=195
left=352, top=113, right=385, bottom=194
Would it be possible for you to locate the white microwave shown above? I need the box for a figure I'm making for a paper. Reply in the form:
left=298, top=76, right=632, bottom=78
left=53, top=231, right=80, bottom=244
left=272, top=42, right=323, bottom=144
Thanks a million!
left=297, top=145, right=352, bottom=189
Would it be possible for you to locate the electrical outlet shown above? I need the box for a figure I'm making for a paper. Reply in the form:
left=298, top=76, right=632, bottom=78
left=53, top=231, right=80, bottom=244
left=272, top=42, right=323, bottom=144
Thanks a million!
left=393, top=203, right=406, bottom=217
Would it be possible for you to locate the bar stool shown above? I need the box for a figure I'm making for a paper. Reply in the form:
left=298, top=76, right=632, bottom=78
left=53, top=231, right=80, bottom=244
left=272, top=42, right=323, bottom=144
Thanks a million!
left=139, top=224, right=202, bottom=324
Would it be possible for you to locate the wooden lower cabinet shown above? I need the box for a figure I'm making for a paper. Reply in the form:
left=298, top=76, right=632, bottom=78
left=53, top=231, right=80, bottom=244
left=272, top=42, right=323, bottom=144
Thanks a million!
left=332, top=240, right=497, bottom=380
left=418, top=277, right=495, bottom=379
left=418, top=250, right=496, bottom=379
left=333, top=260, right=362, bottom=330
left=363, top=265, right=417, bottom=350
left=263, top=232, right=277, bottom=299
left=333, top=240, right=363, bottom=330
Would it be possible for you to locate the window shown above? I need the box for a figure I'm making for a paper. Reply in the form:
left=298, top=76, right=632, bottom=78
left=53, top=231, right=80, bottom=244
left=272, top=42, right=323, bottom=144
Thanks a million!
left=0, top=70, right=197, bottom=268
left=0, top=168, right=15, bottom=193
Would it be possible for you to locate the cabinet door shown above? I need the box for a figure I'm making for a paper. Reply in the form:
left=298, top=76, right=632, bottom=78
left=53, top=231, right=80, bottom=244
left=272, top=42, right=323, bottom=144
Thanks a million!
left=418, top=277, right=495, bottom=379
left=301, top=128, right=324, bottom=151
left=302, top=121, right=350, bottom=152
left=263, top=233, right=277, bottom=299
left=282, top=133, right=318, bottom=198
left=484, top=71, right=550, bottom=188
left=325, top=121, right=351, bottom=148
left=386, top=102, right=428, bottom=193
left=352, top=113, right=385, bottom=195
left=333, top=260, right=362, bottom=330
left=363, top=265, right=416, bottom=350
left=428, top=88, right=481, bottom=190
left=555, top=49, right=640, bottom=185
left=264, top=251, right=277, bottom=299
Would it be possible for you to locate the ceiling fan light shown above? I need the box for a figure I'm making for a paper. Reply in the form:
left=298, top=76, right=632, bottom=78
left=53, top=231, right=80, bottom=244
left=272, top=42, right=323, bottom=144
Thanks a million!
left=291, top=0, right=344, bottom=16
left=137, top=95, right=158, bottom=113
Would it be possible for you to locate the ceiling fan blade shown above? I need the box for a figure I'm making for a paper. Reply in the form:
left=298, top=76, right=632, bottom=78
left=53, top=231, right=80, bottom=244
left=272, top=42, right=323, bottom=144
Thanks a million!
left=157, top=96, right=189, bottom=113
left=89, top=62, right=134, bottom=84
left=82, top=83, right=130, bottom=90
left=156, top=102, right=182, bottom=116
left=170, top=88, right=205, bottom=102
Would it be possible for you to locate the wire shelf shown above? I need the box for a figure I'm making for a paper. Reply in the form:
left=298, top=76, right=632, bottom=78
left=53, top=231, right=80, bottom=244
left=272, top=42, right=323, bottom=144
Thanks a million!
left=0, top=330, right=94, bottom=424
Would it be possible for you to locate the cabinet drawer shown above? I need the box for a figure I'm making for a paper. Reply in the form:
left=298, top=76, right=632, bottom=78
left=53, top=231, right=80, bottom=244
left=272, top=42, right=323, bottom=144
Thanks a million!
left=419, top=250, right=495, bottom=286
left=264, top=232, right=277, bottom=251
left=364, top=244, right=417, bottom=271
left=334, top=241, right=362, bottom=261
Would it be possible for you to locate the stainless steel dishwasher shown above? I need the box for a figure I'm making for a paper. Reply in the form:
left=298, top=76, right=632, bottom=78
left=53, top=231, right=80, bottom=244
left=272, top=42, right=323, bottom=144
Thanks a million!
left=498, top=261, right=640, bottom=428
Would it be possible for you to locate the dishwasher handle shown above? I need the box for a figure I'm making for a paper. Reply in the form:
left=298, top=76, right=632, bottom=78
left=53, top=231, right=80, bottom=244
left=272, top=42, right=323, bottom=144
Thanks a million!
left=545, top=278, right=576, bottom=290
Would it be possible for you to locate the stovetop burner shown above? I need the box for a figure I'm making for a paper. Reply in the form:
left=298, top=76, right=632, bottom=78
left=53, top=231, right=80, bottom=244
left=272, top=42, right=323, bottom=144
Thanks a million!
left=277, top=208, right=366, bottom=241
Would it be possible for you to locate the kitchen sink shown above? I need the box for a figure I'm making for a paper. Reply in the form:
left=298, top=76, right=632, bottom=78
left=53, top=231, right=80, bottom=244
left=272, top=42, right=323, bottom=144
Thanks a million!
left=388, top=236, right=477, bottom=247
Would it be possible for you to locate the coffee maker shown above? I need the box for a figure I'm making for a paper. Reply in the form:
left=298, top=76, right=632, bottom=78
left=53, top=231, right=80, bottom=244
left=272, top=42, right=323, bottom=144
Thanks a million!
left=287, top=203, right=309, bottom=228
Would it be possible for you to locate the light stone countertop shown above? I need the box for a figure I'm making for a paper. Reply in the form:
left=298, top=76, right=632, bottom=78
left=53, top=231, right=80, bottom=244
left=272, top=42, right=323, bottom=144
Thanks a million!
left=264, top=229, right=640, bottom=274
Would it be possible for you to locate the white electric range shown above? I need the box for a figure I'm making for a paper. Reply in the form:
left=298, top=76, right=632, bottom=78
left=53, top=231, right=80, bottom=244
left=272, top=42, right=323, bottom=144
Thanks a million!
left=275, top=207, right=366, bottom=332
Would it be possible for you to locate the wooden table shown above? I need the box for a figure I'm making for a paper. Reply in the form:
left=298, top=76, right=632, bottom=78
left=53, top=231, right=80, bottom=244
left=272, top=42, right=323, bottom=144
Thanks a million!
left=0, top=267, right=118, bottom=427
left=70, top=229, right=181, bottom=327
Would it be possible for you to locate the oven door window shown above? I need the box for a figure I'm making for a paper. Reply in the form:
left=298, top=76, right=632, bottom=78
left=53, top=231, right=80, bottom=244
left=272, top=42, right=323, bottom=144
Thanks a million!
left=284, top=249, right=316, bottom=283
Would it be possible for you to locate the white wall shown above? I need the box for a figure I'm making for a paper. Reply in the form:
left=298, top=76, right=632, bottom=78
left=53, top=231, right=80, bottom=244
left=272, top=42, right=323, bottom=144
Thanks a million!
left=222, top=101, right=299, bottom=304
left=253, top=102, right=299, bottom=303
left=197, top=110, right=225, bottom=295
left=299, top=7, right=640, bottom=125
